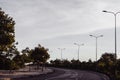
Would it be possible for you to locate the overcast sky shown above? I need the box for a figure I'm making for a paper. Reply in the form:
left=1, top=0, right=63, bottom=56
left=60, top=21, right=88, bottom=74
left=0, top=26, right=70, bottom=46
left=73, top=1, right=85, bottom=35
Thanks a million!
left=1, top=0, right=120, bottom=61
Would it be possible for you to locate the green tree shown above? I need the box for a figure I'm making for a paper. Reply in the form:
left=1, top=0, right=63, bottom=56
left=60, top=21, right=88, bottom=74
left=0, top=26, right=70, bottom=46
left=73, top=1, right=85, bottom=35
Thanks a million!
left=0, top=8, right=15, bottom=54
left=30, top=44, right=50, bottom=68
left=52, top=59, right=62, bottom=67
left=97, top=53, right=115, bottom=74
left=13, top=52, right=25, bottom=69
left=71, top=59, right=81, bottom=69
left=21, top=47, right=32, bottom=63
left=62, top=59, right=71, bottom=68
left=0, top=8, right=16, bottom=70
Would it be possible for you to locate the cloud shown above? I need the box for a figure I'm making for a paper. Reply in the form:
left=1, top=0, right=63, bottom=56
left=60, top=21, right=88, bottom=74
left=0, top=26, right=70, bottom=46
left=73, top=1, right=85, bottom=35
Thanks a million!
left=0, top=0, right=109, bottom=37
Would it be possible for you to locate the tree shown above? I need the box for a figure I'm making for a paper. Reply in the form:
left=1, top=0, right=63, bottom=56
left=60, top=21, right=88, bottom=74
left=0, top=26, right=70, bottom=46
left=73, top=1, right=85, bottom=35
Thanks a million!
left=30, top=44, right=50, bottom=69
left=70, top=59, right=81, bottom=69
left=13, top=53, right=25, bottom=69
left=21, top=47, right=32, bottom=63
left=97, top=53, right=115, bottom=74
left=0, top=8, right=16, bottom=70
left=62, top=59, right=71, bottom=68
left=0, top=8, right=15, bottom=54
left=51, top=59, right=62, bottom=67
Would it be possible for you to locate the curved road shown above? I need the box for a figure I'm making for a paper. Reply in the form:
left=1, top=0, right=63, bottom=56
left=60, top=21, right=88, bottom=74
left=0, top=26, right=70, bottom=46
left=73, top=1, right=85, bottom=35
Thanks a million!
left=13, top=68, right=110, bottom=80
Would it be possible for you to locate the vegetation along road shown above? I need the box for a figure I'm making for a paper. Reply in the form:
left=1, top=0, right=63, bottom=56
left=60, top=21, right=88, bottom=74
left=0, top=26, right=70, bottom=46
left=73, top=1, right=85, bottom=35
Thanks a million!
left=13, top=68, right=110, bottom=80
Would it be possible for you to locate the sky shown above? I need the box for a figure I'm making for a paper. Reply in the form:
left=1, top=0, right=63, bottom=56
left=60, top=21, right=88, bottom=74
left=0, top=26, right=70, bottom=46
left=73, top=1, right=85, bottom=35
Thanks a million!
left=1, top=0, right=120, bottom=61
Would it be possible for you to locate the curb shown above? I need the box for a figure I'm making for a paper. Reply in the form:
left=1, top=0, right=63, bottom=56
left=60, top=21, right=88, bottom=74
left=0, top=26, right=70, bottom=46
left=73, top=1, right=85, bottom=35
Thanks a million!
left=0, top=68, right=53, bottom=79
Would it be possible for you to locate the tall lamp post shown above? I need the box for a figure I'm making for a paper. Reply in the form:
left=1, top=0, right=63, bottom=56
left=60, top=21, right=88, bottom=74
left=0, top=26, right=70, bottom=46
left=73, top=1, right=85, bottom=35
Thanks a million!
left=58, top=48, right=65, bottom=60
left=103, top=10, right=120, bottom=78
left=74, top=43, right=84, bottom=61
left=89, top=35, right=103, bottom=61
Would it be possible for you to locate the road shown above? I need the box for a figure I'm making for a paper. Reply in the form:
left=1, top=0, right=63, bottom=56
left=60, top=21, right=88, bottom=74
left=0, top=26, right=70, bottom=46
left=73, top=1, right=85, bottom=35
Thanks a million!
left=13, top=68, right=110, bottom=80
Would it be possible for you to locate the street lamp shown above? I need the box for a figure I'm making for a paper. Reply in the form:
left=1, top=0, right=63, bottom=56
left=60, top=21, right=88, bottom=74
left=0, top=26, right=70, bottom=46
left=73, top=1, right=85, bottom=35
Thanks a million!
left=89, top=35, right=103, bottom=61
left=103, top=10, right=120, bottom=62
left=74, top=43, right=84, bottom=61
left=58, top=48, right=65, bottom=60
left=103, top=10, right=120, bottom=78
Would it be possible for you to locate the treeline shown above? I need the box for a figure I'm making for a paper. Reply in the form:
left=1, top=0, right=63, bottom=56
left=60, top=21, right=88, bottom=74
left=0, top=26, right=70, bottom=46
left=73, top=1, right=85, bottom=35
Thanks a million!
left=48, top=53, right=120, bottom=80
left=0, top=44, right=50, bottom=70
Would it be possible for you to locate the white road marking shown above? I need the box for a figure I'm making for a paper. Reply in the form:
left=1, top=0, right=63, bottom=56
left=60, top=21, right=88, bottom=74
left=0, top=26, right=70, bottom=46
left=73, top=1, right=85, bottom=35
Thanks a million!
left=45, top=70, right=79, bottom=80
left=70, top=72, right=78, bottom=78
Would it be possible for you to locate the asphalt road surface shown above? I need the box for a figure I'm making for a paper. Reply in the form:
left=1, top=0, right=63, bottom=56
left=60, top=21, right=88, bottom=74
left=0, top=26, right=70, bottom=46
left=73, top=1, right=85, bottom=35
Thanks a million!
left=13, top=68, right=110, bottom=80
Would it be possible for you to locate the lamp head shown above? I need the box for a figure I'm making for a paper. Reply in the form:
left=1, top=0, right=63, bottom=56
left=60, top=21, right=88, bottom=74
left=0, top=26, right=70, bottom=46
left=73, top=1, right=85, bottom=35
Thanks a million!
left=74, top=43, right=77, bottom=45
left=89, top=35, right=93, bottom=37
left=103, top=10, right=107, bottom=12
left=81, top=44, right=84, bottom=46
left=100, top=35, right=103, bottom=37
